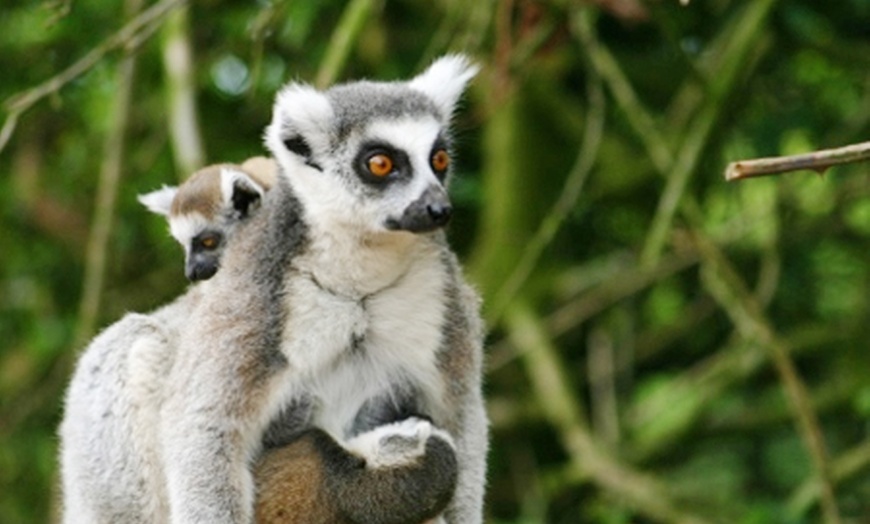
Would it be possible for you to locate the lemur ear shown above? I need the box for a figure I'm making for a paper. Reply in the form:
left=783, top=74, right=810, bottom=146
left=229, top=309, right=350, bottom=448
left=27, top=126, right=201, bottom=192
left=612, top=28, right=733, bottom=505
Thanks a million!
left=264, top=83, right=333, bottom=171
left=138, top=185, right=177, bottom=216
left=239, top=156, right=278, bottom=188
left=409, top=54, right=479, bottom=121
left=221, top=168, right=265, bottom=219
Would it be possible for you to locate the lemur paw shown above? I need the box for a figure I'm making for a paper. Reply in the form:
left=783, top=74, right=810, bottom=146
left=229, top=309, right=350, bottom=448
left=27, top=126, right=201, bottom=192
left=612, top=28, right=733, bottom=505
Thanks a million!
left=345, top=417, right=454, bottom=469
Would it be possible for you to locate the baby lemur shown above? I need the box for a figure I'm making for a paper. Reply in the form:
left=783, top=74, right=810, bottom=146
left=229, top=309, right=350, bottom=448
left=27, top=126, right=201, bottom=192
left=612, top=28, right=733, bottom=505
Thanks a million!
left=137, top=157, right=277, bottom=281
left=60, top=55, right=487, bottom=523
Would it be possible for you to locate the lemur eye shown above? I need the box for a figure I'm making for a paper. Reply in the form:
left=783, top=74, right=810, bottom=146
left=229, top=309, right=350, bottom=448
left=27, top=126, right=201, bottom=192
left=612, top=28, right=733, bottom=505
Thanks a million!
left=367, top=154, right=394, bottom=177
left=200, top=235, right=220, bottom=250
left=431, top=149, right=450, bottom=173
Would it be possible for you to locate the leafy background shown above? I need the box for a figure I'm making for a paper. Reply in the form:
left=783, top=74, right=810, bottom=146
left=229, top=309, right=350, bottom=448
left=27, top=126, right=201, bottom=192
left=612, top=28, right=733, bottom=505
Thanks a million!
left=1, top=0, right=870, bottom=522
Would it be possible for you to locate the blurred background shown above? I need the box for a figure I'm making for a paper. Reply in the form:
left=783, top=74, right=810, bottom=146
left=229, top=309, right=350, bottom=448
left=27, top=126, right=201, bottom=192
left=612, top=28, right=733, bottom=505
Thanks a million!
left=2, top=0, right=870, bottom=522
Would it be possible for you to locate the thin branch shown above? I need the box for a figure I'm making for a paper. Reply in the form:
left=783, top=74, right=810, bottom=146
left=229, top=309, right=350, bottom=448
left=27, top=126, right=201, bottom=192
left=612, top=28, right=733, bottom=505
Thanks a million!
left=73, top=0, right=144, bottom=349
left=162, top=5, right=205, bottom=178
left=0, top=0, right=186, bottom=155
left=694, top=232, right=842, bottom=524
left=639, top=0, right=776, bottom=268
left=488, top=73, right=605, bottom=324
left=788, top=439, right=870, bottom=517
left=506, top=301, right=718, bottom=524
left=315, top=0, right=377, bottom=89
left=570, top=8, right=673, bottom=174
left=725, top=140, right=870, bottom=181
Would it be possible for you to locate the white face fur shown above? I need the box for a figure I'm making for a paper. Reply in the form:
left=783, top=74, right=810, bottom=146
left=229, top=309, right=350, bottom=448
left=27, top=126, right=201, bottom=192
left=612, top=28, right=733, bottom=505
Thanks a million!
left=264, top=55, right=478, bottom=237
left=139, top=166, right=267, bottom=281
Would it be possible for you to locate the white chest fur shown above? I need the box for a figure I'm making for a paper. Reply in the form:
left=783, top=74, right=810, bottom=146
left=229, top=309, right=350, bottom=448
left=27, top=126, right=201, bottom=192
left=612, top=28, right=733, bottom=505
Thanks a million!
left=277, top=232, right=449, bottom=438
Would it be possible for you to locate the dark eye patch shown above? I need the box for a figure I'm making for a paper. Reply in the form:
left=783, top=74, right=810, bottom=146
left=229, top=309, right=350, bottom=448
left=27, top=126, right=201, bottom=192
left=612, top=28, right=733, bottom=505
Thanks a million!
left=353, top=141, right=411, bottom=187
left=282, top=135, right=322, bottom=170
left=429, top=136, right=451, bottom=180
left=283, top=136, right=312, bottom=158
left=193, top=230, right=223, bottom=252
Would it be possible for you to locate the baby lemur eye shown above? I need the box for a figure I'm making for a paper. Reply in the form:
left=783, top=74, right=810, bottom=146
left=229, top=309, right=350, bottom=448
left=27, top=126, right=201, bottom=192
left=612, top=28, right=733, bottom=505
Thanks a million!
left=431, top=149, right=450, bottom=174
left=367, top=154, right=394, bottom=178
left=198, top=233, right=222, bottom=250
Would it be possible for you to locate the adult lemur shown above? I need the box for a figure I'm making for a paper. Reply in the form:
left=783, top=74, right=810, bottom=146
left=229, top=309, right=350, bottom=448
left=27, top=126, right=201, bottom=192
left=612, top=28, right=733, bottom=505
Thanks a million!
left=128, top=158, right=457, bottom=523
left=60, top=55, right=487, bottom=523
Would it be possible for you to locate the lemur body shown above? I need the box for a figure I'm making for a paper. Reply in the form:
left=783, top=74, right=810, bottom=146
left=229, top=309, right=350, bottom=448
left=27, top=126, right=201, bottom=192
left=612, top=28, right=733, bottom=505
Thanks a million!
left=134, top=158, right=458, bottom=523
left=61, top=56, right=487, bottom=523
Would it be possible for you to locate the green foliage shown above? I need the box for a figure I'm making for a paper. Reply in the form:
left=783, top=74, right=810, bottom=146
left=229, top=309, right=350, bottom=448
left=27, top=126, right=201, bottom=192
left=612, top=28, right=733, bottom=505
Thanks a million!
left=2, top=0, right=870, bottom=522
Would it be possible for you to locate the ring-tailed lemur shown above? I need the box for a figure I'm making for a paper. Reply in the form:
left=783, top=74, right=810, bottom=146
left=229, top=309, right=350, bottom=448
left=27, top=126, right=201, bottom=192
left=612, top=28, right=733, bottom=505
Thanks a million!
left=129, top=157, right=460, bottom=523
left=61, top=54, right=487, bottom=523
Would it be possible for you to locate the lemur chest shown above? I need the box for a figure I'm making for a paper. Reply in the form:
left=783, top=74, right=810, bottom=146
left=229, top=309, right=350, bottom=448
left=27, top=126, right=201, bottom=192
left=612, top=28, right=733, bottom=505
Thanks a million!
left=278, top=249, right=448, bottom=429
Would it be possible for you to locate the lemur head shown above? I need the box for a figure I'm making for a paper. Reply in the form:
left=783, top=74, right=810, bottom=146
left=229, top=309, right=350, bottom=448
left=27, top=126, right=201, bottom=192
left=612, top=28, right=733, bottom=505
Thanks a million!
left=264, top=55, right=478, bottom=236
left=138, top=159, right=276, bottom=281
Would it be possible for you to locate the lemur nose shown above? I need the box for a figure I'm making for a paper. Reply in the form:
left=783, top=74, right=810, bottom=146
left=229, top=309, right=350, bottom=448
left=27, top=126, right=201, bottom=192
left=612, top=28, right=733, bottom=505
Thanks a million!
left=427, top=202, right=452, bottom=225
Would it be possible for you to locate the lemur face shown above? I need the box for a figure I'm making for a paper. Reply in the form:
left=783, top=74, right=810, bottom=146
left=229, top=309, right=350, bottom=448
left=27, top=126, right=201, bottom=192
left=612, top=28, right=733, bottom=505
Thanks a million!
left=139, top=161, right=274, bottom=281
left=264, top=55, right=477, bottom=236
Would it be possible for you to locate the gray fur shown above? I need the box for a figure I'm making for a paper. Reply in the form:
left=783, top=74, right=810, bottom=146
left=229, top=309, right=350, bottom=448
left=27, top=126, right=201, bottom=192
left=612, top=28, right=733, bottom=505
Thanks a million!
left=325, top=83, right=440, bottom=140
left=60, top=288, right=204, bottom=523
left=60, top=55, right=486, bottom=524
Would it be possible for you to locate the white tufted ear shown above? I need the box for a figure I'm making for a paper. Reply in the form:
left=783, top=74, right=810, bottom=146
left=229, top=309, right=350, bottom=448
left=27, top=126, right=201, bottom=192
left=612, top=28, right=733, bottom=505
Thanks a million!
left=138, top=185, right=177, bottom=217
left=409, top=54, right=479, bottom=120
left=220, top=168, right=264, bottom=203
left=264, top=83, right=333, bottom=168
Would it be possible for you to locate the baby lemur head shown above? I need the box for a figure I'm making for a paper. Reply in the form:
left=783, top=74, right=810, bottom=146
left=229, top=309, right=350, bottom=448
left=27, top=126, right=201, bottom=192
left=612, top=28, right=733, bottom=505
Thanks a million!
left=263, top=55, right=478, bottom=237
left=139, top=157, right=277, bottom=281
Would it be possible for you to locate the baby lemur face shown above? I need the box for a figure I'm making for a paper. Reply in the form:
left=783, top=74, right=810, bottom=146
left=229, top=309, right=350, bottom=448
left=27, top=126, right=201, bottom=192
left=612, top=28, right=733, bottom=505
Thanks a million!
left=264, top=55, right=478, bottom=236
left=139, top=157, right=276, bottom=281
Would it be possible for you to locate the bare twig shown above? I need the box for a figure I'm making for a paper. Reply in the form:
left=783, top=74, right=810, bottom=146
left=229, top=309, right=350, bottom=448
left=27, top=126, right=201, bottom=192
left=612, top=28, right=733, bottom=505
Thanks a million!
left=315, top=0, right=377, bottom=89
left=788, top=439, right=870, bottom=517
left=506, top=301, right=717, bottom=524
left=695, top=233, right=842, bottom=524
left=573, top=3, right=842, bottom=520
left=488, top=73, right=605, bottom=324
left=0, top=0, right=185, bottom=155
left=162, top=5, right=205, bottom=178
left=74, top=0, right=144, bottom=349
left=725, top=140, right=870, bottom=181
left=639, top=0, right=776, bottom=268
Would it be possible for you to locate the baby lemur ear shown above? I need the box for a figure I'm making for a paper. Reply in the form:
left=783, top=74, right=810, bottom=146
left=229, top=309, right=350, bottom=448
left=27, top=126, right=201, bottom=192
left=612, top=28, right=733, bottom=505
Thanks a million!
left=220, top=168, right=265, bottom=219
left=138, top=185, right=178, bottom=217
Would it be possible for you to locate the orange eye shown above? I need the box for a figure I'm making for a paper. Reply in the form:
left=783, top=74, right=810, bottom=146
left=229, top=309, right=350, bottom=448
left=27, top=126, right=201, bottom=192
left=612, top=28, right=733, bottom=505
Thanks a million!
left=367, top=154, right=394, bottom=177
left=200, top=236, right=218, bottom=249
left=431, top=149, right=450, bottom=173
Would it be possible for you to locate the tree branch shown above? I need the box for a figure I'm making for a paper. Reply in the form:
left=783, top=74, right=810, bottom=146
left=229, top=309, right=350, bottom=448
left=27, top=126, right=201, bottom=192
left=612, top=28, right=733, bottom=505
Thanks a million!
left=74, top=0, right=145, bottom=348
left=725, top=140, right=870, bottom=181
left=488, top=73, right=605, bottom=324
left=694, top=232, right=842, bottom=524
left=315, top=0, right=377, bottom=89
left=506, top=301, right=718, bottom=524
left=0, top=0, right=186, bottom=156
left=162, top=5, right=205, bottom=178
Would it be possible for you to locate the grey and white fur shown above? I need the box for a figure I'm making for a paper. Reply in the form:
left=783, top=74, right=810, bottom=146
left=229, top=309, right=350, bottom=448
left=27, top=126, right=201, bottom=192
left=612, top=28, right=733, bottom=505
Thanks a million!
left=121, top=157, right=460, bottom=523
left=65, top=161, right=457, bottom=523
left=60, top=55, right=487, bottom=523
left=137, top=158, right=276, bottom=281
